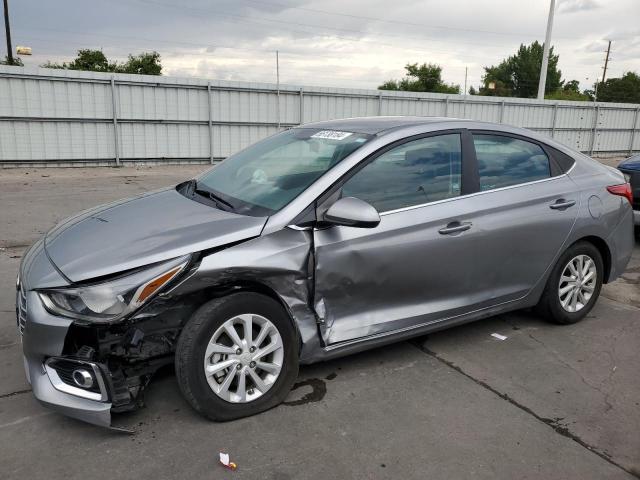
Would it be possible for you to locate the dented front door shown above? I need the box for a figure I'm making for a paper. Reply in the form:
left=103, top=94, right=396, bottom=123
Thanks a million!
left=313, top=198, right=480, bottom=345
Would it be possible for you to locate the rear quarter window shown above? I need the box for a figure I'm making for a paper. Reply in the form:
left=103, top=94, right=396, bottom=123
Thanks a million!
left=545, top=146, right=577, bottom=173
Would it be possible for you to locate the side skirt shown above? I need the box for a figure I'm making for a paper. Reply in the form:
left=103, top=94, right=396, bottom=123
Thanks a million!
left=300, top=293, right=540, bottom=365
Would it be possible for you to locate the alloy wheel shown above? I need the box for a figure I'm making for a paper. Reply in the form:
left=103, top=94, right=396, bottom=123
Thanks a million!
left=558, top=254, right=597, bottom=313
left=203, top=314, right=284, bottom=403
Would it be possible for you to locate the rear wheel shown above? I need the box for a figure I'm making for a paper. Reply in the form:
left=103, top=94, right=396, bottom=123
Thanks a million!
left=536, top=241, right=603, bottom=324
left=175, top=292, right=299, bottom=421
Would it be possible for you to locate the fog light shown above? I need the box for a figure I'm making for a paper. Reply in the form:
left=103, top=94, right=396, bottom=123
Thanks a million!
left=72, top=369, right=94, bottom=389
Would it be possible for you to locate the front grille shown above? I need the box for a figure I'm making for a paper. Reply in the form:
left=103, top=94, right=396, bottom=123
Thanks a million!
left=16, top=283, right=27, bottom=335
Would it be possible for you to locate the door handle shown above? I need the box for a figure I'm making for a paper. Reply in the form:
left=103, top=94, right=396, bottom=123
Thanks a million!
left=549, top=199, right=576, bottom=210
left=438, top=222, right=472, bottom=235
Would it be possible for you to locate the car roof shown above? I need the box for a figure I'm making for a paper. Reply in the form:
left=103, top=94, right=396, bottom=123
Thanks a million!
left=295, top=116, right=586, bottom=159
left=297, top=116, right=459, bottom=135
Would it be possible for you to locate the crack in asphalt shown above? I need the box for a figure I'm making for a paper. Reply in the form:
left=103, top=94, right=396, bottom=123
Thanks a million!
left=0, top=389, right=31, bottom=399
left=525, top=332, right=616, bottom=413
left=412, top=341, right=639, bottom=479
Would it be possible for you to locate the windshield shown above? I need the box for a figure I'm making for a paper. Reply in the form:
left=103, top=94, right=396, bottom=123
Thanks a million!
left=194, top=128, right=372, bottom=215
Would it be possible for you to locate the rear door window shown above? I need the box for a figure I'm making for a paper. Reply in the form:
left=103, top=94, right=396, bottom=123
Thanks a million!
left=472, top=134, right=551, bottom=191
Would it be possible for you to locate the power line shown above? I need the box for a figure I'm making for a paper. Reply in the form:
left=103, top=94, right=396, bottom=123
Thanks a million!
left=118, top=0, right=605, bottom=70
left=127, top=0, right=493, bottom=61
left=17, top=35, right=410, bottom=86
left=123, top=0, right=523, bottom=50
left=23, top=21, right=601, bottom=73
left=238, top=0, right=582, bottom=40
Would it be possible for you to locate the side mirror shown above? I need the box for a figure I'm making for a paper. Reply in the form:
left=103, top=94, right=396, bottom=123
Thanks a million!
left=323, top=197, right=380, bottom=228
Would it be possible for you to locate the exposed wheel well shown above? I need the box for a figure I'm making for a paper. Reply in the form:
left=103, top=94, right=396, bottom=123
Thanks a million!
left=573, top=236, right=612, bottom=283
left=196, top=281, right=302, bottom=348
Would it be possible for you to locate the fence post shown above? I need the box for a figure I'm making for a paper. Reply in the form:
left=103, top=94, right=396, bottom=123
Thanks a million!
left=207, top=82, right=214, bottom=164
left=299, top=87, right=304, bottom=125
left=378, top=92, right=383, bottom=116
left=444, top=97, right=449, bottom=117
left=589, top=104, right=600, bottom=156
left=551, top=103, right=558, bottom=139
left=629, top=107, right=639, bottom=156
left=110, top=76, right=120, bottom=167
left=499, top=100, right=505, bottom=123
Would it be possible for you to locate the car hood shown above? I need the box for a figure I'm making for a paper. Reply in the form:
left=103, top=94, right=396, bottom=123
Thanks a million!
left=619, top=154, right=640, bottom=171
left=44, top=188, right=267, bottom=282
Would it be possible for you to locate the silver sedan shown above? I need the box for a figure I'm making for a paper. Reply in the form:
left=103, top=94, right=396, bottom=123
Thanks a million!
left=17, top=117, right=635, bottom=427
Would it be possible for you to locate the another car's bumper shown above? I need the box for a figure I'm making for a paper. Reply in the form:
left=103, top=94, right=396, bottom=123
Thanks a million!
left=606, top=205, right=636, bottom=282
left=633, top=209, right=640, bottom=226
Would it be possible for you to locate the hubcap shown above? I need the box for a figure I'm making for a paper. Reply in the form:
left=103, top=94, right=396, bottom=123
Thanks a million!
left=558, top=254, right=596, bottom=313
left=203, top=314, right=284, bottom=403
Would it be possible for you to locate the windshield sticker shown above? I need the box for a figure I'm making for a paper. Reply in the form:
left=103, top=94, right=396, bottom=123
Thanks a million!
left=311, top=130, right=353, bottom=141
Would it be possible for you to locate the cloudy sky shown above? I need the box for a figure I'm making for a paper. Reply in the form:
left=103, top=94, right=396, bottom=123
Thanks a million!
left=7, top=0, right=640, bottom=91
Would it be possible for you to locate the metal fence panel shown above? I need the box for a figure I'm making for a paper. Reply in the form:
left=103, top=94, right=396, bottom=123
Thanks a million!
left=0, top=65, right=638, bottom=167
left=0, top=120, right=114, bottom=161
left=118, top=84, right=209, bottom=122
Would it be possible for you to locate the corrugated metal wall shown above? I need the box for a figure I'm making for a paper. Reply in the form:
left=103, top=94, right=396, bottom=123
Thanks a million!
left=1, top=65, right=638, bottom=167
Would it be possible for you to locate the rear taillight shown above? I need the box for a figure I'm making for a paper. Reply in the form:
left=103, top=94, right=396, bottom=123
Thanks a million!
left=606, top=183, right=633, bottom=205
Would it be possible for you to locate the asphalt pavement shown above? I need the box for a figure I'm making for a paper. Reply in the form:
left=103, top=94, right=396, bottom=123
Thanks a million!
left=0, top=165, right=638, bottom=479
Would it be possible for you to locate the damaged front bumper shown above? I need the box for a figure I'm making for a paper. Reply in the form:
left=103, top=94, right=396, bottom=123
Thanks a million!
left=16, top=236, right=199, bottom=429
left=20, top=288, right=114, bottom=428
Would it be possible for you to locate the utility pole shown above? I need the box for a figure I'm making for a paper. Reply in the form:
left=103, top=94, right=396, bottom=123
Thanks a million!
left=3, top=0, right=14, bottom=65
left=537, top=0, right=556, bottom=100
left=601, top=40, right=611, bottom=84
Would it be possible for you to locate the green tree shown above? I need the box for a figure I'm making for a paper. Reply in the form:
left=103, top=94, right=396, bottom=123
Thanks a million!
left=379, top=79, right=400, bottom=90
left=42, top=49, right=113, bottom=72
left=115, top=52, right=162, bottom=75
left=563, top=79, right=580, bottom=93
left=480, top=41, right=562, bottom=98
left=0, top=56, right=23, bottom=66
left=545, top=79, right=590, bottom=101
left=593, top=72, right=640, bottom=104
left=379, top=63, right=460, bottom=94
left=42, top=49, right=162, bottom=75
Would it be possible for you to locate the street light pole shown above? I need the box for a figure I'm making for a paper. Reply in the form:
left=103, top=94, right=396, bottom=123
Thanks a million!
left=537, top=0, right=556, bottom=100
left=2, top=0, right=13, bottom=65
left=275, top=50, right=280, bottom=129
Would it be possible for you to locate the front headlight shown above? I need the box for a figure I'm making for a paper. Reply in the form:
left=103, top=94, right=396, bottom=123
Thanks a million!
left=622, top=172, right=631, bottom=183
left=38, top=255, right=190, bottom=323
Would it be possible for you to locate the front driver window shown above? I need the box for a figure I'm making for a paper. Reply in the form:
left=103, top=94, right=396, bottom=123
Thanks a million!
left=341, top=134, right=462, bottom=213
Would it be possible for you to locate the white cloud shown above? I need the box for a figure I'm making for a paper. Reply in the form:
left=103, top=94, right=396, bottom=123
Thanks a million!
left=11, top=0, right=640, bottom=91
left=558, top=0, right=600, bottom=14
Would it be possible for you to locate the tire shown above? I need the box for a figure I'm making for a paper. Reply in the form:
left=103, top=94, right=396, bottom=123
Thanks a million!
left=536, top=241, right=604, bottom=325
left=175, top=292, right=299, bottom=421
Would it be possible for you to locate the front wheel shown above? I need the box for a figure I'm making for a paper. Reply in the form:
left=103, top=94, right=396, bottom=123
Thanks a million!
left=175, top=292, right=299, bottom=421
left=536, top=241, right=604, bottom=324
